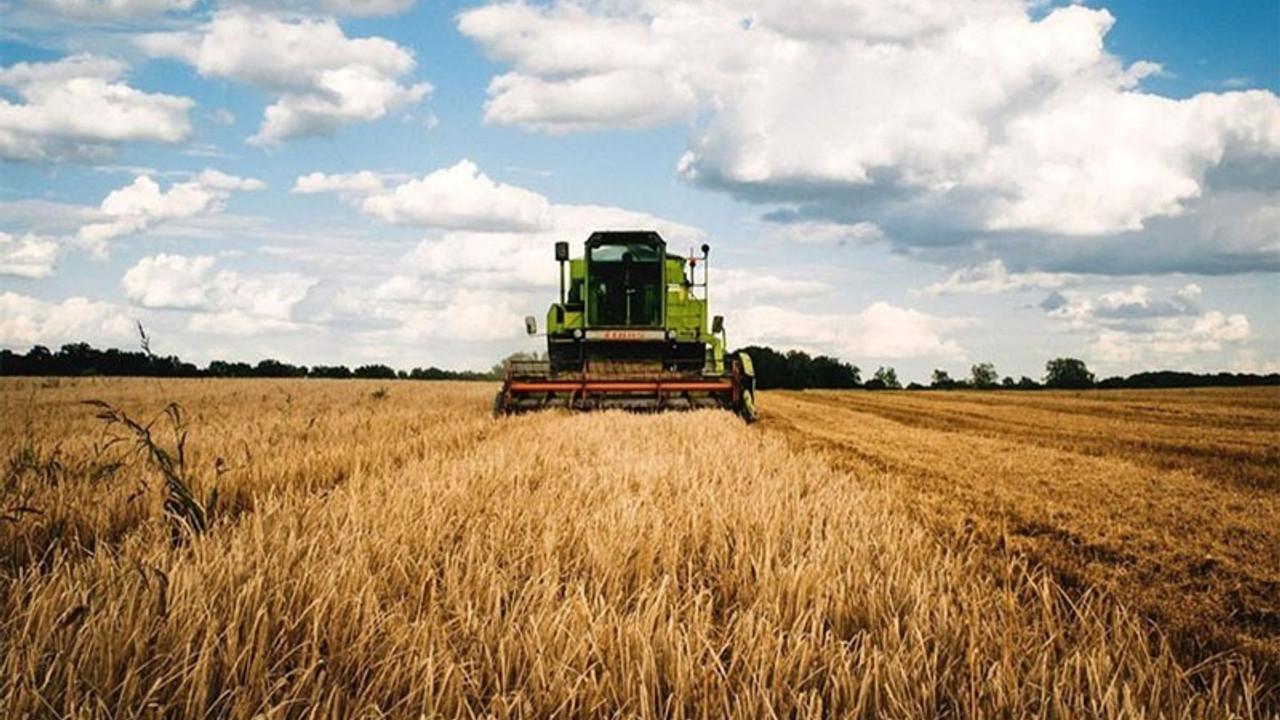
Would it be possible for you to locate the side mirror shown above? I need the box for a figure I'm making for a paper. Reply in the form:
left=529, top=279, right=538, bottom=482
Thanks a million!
left=701, top=243, right=710, bottom=256
left=712, top=315, right=724, bottom=334
left=525, top=315, right=538, bottom=335
left=555, top=241, right=569, bottom=262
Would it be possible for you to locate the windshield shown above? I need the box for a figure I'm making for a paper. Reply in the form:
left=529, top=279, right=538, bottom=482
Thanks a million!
left=587, top=242, right=663, bottom=327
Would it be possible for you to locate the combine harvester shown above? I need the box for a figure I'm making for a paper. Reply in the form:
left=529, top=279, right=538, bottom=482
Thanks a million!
left=495, top=230, right=756, bottom=421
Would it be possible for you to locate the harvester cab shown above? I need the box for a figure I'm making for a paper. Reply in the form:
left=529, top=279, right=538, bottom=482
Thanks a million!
left=494, top=230, right=757, bottom=421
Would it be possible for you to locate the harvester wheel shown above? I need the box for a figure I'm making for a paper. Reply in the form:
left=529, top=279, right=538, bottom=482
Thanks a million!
left=492, top=390, right=507, bottom=417
left=740, top=388, right=757, bottom=423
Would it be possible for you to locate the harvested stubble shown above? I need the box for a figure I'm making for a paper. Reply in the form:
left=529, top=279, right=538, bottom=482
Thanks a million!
left=0, top=378, right=1269, bottom=718
left=764, top=387, right=1280, bottom=709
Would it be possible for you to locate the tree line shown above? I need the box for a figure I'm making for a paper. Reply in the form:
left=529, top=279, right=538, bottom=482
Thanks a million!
left=731, top=346, right=1277, bottom=391
left=2, top=341, right=1275, bottom=390
left=0, top=343, right=495, bottom=381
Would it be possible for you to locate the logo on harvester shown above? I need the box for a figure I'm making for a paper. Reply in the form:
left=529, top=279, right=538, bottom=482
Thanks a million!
left=588, top=329, right=666, bottom=341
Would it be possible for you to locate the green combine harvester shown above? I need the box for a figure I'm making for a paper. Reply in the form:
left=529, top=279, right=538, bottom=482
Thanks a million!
left=494, top=230, right=757, bottom=421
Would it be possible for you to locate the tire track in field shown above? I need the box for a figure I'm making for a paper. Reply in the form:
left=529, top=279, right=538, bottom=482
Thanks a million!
left=798, top=388, right=1280, bottom=490
left=759, top=391, right=1280, bottom=697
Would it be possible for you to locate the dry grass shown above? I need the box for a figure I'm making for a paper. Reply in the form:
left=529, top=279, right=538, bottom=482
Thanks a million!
left=763, top=387, right=1280, bottom=705
left=0, top=378, right=1272, bottom=718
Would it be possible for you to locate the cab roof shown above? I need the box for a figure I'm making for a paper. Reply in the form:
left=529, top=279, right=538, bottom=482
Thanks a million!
left=585, top=230, right=665, bottom=249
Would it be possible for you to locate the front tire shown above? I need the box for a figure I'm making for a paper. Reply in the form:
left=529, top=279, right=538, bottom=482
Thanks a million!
left=739, top=388, right=757, bottom=423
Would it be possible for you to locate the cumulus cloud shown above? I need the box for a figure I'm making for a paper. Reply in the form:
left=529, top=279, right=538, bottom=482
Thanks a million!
left=1091, top=312, right=1251, bottom=365
left=76, top=169, right=265, bottom=256
left=715, top=268, right=829, bottom=305
left=297, top=159, right=707, bottom=241
left=139, top=9, right=430, bottom=144
left=0, top=232, right=60, bottom=278
left=460, top=0, right=1280, bottom=270
left=293, top=170, right=385, bottom=196
left=731, top=302, right=970, bottom=360
left=1044, top=284, right=1250, bottom=365
left=0, top=53, right=193, bottom=162
left=122, top=253, right=318, bottom=335
left=360, top=160, right=552, bottom=231
left=0, top=292, right=135, bottom=347
left=761, top=220, right=886, bottom=247
left=918, top=259, right=1079, bottom=297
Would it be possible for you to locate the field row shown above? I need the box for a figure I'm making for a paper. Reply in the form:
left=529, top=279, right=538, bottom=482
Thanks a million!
left=761, top=388, right=1280, bottom=694
left=0, top=379, right=1273, bottom=717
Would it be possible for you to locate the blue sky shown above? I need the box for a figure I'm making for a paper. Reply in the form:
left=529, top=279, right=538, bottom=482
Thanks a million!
left=1, top=0, right=1277, bottom=383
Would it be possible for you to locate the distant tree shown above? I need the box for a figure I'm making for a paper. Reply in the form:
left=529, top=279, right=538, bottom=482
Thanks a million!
left=411, top=366, right=446, bottom=380
left=872, top=366, right=901, bottom=390
left=410, top=366, right=495, bottom=381
left=730, top=345, right=859, bottom=390
left=256, top=359, right=308, bottom=378
left=208, top=360, right=254, bottom=377
left=1001, top=376, right=1016, bottom=389
left=930, top=369, right=956, bottom=390
left=1017, top=376, right=1041, bottom=390
left=782, top=350, right=817, bottom=389
left=353, top=364, right=397, bottom=380
left=970, top=362, right=999, bottom=389
left=1044, top=357, right=1095, bottom=389
left=310, top=365, right=353, bottom=379
left=810, top=354, right=861, bottom=388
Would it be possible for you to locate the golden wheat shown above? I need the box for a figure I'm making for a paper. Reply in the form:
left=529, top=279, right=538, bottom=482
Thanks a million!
left=0, top=378, right=1270, bottom=718
left=766, top=388, right=1280, bottom=701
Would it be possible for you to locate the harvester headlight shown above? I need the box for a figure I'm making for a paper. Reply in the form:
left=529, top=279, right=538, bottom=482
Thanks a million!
left=666, top=330, right=677, bottom=341
left=573, top=328, right=584, bottom=339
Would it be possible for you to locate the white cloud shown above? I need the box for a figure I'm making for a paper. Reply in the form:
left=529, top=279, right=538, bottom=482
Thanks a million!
left=139, top=9, right=430, bottom=144
left=122, top=253, right=318, bottom=336
left=298, top=159, right=708, bottom=243
left=763, top=221, right=886, bottom=247
left=459, top=2, right=698, bottom=132
left=361, top=286, right=533, bottom=342
left=0, top=53, right=193, bottom=161
left=733, top=301, right=970, bottom=360
left=918, top=259, right=1079, bottom=297
left=399, top=231, right=554, bottom=290
left=546, top=204, right=704, bottom=246
left=1045, top=284, right=1251, bottom=365
left=0, top=232, right=60, bottom=278
left=715, top=268, right=829, bottom=305
left=973, top=88, right=1280, bottom=235
left=1091, top=312, right=1251, bottom=364
left=76, top=170, right=265, bottom=256
left=293, top=170, right=385, bottom=195
left=460, top=0, right=1280, bottom=248
left=121, top=254, right=216, bottom=308
left=360, top=160, right=552, bottom=231
left=0, top=292, right=135, bottom=347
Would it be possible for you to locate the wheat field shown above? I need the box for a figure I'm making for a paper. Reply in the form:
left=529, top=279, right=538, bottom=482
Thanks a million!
left=0, top=378, right=1274, bottom=718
